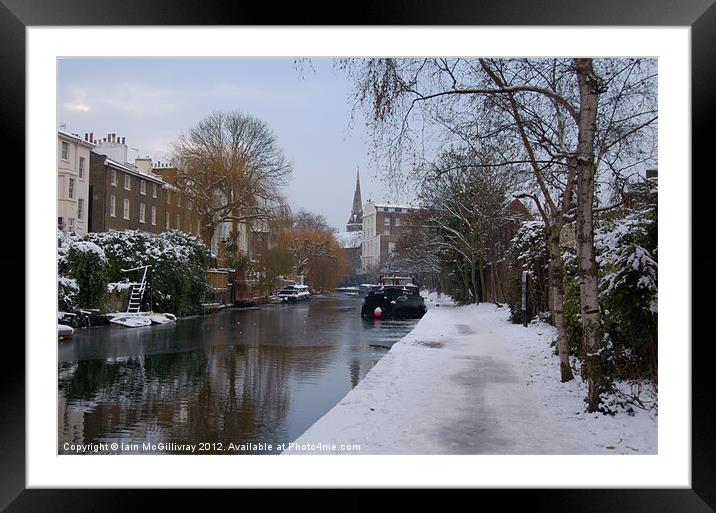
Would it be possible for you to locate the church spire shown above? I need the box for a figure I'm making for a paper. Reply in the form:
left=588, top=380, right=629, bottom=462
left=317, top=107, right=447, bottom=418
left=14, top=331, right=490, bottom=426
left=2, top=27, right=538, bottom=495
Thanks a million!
left=346, top=167, right=363, bottom=232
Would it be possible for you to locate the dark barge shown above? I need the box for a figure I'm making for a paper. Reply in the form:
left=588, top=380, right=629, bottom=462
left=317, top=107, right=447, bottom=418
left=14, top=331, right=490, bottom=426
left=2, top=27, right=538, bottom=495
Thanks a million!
left=360, top=276, right=427, bottom=319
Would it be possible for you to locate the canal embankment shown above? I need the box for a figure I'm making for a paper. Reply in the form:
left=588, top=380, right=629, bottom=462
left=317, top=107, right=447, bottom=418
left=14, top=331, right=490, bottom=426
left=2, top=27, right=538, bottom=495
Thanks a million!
left=283, top=297, right=658, bottom=455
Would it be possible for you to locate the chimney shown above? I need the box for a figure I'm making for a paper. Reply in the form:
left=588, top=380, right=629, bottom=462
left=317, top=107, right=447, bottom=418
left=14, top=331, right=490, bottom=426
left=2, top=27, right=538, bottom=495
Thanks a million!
left=84, top=133, right=88, bottom=141
left=89, top=132, right=93, bottom=143
left=122, top=136, right=126, bottom=144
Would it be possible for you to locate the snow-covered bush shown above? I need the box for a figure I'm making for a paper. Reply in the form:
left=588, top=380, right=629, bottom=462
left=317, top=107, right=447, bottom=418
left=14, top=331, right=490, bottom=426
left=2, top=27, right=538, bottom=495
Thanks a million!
left=560, top=246, right=583, bottom=356
left=595, top=182, right=658, bottom=381
left=58, top=275, right=79, bottom=312
left=506, top=220, right=550, bottom=323
left=57, top=230, right=109, bottom=309
left=560, top=179, right=658, bottom=383
left=87, top=229, right=209, bottom=316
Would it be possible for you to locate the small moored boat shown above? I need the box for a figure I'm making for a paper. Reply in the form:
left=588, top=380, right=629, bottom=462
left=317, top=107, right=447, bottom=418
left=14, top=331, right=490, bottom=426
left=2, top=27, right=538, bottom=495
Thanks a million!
left=107, top=312, right=176, bottom=328
left=277, top=284, right=310, bottom=303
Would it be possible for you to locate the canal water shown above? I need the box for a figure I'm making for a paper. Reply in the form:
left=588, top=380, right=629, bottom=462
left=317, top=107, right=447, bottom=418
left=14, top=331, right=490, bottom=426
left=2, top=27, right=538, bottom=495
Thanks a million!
left=58, top=294, right=420, bottom=454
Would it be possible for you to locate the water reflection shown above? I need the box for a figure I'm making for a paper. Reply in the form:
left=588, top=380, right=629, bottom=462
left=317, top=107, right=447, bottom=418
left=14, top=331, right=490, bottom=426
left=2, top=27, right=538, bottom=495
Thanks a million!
left=58, top=295, right=419, bottom=454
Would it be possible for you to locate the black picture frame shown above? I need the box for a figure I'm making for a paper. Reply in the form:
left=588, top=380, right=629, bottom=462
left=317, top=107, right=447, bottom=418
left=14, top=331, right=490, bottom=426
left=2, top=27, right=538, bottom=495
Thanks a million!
left=3, top=1, right=712, bottom=510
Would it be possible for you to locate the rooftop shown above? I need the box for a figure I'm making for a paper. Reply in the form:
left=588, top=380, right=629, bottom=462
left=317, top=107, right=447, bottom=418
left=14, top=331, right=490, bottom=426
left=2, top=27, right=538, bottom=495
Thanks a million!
left=58, top=129, right=95, bottom=148
left=99, top=155, right=166, bottom=185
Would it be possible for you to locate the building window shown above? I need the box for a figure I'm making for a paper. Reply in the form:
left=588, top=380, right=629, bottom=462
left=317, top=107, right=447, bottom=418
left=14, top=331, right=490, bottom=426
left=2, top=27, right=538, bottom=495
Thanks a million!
left=384, top=216, right=390, bottom=226
left=166, top=211, right=170, bottom=229
left=61, top=141, right=69, bottom=161
left=110, top=195, right=116, bottom=217
left=111, top=169, right=117, bottom=186
left=151, top=205, right=156, bottom=226
left=123, top=198, right=130, bottom=220
left=124, top=174, right=131, bottom=190
left=139, top=203, right=146, bottom=223
left=140, top=179, right=146, bottom=195
left=395, top=217, right=401, bottom=226
left=152, top=183, right=157, bottom=198
left=79, top=157, right=85, bottom=178
left=77, top=198, right=84, bottom=220
left=67, top=217, right=75, bottom=233
left=384, top=228, right=390, bottom=235
left=58, top=217, right=64, bottom=230
left=68, top=178, right=75, bottom=199
left=388, top=242, right=396, bottom=255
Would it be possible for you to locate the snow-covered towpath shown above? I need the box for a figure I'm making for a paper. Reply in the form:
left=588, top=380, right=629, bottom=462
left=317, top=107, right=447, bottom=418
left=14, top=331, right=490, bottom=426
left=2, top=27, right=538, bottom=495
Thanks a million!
left=283, top=299, right=657, bottom=455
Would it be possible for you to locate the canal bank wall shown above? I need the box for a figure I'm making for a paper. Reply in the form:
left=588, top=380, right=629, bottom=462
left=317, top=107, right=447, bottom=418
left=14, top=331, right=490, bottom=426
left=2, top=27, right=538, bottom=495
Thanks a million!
left=283, top=296, right=657, bottom=455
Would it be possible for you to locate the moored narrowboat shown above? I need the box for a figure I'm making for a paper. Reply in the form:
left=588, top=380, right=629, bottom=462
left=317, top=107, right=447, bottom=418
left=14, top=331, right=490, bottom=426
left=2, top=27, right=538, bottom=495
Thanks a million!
left=360, top=276, right=427, bottom=319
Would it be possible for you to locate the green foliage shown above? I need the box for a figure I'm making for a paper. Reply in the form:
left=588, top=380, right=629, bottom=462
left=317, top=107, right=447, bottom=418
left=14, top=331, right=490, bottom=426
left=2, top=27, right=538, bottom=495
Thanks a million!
left=558, top=179, right=658, bottom=384
left=57, top=230, right=108, bottom=309
left=560, top=248, right=583, bottom=356
left=58, top=276, right=79, bottom=312
left=595, top=180, right=658, bottom=381
left=506, top=221, right=550, bottom=323
left=231, top=253, right=253, bottom=273
left=86, top=229, right=210, bottom=316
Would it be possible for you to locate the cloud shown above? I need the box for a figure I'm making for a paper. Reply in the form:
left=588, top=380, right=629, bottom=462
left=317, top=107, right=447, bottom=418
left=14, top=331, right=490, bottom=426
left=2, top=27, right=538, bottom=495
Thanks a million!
left=63, top=101, right=92, bottom=112
left=61, top=83, right=177, bottom=116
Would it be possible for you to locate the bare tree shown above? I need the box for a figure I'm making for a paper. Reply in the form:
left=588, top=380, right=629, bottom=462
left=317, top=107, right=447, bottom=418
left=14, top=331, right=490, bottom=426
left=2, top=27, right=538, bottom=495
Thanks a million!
left=171, top=110, right=293, bottom=248
left=417, top=150, right=515, bottom=303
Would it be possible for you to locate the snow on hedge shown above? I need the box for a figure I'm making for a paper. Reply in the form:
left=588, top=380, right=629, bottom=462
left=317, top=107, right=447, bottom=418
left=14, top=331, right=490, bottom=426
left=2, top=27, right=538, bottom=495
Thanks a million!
left=595, top=207, right=657, bottom=308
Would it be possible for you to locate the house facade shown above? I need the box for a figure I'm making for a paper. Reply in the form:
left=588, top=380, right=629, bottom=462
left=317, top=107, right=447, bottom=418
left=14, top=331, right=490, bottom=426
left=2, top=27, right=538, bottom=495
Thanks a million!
left=361, top=201, right=423, bottom=272
left=88, top=138, right=165, bottom=234
left=143, top=162, right=201, bottom=240
left=57, top=130, right=94, bottom=235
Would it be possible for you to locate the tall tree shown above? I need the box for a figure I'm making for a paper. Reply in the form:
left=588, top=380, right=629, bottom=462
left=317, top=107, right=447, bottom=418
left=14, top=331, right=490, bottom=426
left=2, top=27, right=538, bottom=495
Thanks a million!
left=171, top=110, right=293, bottom=248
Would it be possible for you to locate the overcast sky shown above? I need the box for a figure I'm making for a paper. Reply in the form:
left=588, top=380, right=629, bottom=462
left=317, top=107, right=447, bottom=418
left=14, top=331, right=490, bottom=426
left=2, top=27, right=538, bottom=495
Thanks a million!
left=57, top=57, right=405, bottom=232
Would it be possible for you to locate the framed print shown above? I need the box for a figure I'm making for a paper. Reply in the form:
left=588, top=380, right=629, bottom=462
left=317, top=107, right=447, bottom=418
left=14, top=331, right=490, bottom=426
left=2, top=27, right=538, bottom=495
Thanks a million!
left=3, top=0, right=713, bottom=510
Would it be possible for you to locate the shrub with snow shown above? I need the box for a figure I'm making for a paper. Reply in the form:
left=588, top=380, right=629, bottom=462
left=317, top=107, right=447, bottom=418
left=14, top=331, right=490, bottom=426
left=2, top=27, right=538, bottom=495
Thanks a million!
left=595, top=184, right=658, bottom=381
left=506, top=220, right=550, bottom=323
left=58, top=275, right=79, bottom=312
left=87, top=229, right=209, bottom=316
left=58, top=230, right=108, bottom=309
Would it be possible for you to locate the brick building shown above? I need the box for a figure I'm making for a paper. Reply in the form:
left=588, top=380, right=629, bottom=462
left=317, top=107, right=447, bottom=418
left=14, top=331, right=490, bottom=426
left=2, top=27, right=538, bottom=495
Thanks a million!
left=88, top=134, right=163, bottom=233
left=144, top=162, right=201, bottom=239
left=89, top=147, right=165, bottom=234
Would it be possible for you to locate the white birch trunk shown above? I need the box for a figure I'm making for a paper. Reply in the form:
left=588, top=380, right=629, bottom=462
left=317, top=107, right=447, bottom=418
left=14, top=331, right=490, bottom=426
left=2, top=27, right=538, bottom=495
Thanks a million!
left=573, top=58, right=604, bottom=412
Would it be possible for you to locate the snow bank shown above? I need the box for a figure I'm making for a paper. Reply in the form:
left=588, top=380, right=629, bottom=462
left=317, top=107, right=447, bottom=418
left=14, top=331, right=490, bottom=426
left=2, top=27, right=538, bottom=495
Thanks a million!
left=284, top=303, right=656, bottom=455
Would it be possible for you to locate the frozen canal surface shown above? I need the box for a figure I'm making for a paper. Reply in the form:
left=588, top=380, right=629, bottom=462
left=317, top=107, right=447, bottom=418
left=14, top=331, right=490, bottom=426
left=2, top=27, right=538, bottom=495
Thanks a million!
left=58, top=295, right=419, bottom=454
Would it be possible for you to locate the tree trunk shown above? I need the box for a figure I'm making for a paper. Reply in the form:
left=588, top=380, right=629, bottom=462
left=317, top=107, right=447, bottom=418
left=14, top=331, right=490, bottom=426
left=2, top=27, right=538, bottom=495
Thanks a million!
left=574, top=58, right=604, bottom=412
left=470, top=259, right=479, bottom=304
left=478, top=256, right=487, bottom=303
left=462, top=265, right=471, bottom=301
left=546, top=226, right=574, bottom=382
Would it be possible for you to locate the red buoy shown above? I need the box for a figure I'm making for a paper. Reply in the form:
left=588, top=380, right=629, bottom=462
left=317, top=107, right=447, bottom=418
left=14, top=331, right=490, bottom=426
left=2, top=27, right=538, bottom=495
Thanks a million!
left=373, top=307, right=383, bottom=318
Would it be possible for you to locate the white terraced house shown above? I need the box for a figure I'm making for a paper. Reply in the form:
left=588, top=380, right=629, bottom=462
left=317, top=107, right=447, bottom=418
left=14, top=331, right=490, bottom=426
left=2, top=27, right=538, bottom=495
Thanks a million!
left=361, top=200, right=423, bottom=272
left=57, top=130, right=94, bottom=235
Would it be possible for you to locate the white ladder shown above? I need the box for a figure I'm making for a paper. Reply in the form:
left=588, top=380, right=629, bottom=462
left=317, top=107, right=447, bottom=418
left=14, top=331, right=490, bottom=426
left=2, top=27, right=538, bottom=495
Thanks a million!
left=122, top=265, right=150, bottom=313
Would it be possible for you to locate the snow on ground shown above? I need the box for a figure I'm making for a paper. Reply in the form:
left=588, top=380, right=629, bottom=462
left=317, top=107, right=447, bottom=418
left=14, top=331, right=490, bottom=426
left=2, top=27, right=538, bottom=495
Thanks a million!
left=283, top=300, right=657, bottom=455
